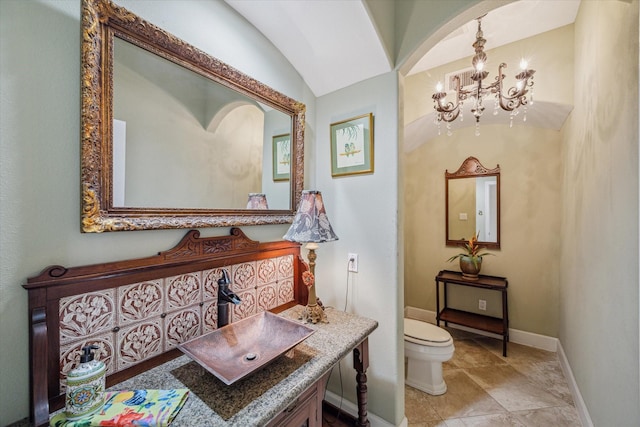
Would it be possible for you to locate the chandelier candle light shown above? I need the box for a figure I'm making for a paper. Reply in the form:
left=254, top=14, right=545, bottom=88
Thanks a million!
left=432, top=14, right=536, bottom=136
left=283, top=190, right=338, bottom=324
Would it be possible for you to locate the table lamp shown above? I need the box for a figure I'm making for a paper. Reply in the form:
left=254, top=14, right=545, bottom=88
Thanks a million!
left=246, top=193, right=269, bottom=209
left=283, top=190, right=338, bottom=323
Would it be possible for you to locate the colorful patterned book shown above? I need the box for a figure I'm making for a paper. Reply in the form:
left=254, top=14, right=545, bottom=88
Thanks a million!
left=50, top=389, right=189, bottom=427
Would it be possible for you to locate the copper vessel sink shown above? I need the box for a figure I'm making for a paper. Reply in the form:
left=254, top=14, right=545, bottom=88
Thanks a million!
left=178, top=311, right=315, bottom=385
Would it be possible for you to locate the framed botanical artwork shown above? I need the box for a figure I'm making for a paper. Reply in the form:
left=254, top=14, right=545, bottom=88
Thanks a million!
left=272, top=133, right=291, bottom=181
left=330, top=113, right=374, bottom=177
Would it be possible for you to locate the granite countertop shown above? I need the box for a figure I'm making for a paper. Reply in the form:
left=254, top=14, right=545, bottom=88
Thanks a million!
left=107, top=306, right=378, bottom=426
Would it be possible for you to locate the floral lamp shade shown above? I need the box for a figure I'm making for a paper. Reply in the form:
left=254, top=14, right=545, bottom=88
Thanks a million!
left=283, top=191, right=338, bottom=243
left=246, top=193, right=269, bottom=209
left=283, top=190, right=337, bottom=324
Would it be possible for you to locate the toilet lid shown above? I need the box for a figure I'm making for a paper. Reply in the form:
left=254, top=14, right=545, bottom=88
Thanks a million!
left=404, top=318, right=452, bottom=344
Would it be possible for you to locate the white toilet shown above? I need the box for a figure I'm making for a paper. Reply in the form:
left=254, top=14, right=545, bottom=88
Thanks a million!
left=404, top=318, right=455, bottom=395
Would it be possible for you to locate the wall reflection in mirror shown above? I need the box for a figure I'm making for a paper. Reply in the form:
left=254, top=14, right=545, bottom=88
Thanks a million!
left=112, top=37, right=292, bottom=210
left=446, top=157, right=500, bottom=249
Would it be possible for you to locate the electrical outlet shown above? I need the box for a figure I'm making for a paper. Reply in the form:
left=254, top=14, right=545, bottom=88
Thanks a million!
left=478, top=299, right=487, bottom=311
left=348, top=253, right=358, bottom=273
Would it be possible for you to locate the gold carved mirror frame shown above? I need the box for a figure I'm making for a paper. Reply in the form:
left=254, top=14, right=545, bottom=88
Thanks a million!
left=80, top=0, right=305, bottom=232
left=445, top=157, right=501, bottom=249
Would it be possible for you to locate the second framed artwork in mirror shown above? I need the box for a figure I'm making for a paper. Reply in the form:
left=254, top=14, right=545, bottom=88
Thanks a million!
left=272, top=134, right=291, bottom=182
left=445, top=157, right=500, bottom=249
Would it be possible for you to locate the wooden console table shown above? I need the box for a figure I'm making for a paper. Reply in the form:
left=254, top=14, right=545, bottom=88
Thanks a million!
left=435, top=270, right=509, bottom=356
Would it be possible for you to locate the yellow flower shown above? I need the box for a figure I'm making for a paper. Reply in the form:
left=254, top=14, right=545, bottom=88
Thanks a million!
left=447, top=231, right=493, bottom=265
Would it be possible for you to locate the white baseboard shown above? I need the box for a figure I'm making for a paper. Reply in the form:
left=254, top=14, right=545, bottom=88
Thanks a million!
left=509, top=328, right=557, bottom=352
left=404, top=306, right=436, bottom=323
left=404, top=306, right=558, bottom=352
left=324, top=390, right=405, bottom=427
left=557, top=342, right=593, bottom=427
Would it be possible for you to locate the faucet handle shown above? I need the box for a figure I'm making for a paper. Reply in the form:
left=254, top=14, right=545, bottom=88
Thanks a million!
left=228, top=292, right=241, bottom=305
left=218, top=269, right=231, bottom=285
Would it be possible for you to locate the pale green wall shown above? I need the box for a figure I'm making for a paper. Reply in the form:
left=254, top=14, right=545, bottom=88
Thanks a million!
left=0, top=1, right=310, bottom=424
left=559, top=0, right=639, bottom=425
left=115, top=63, right=265, bottom=208
left=315, top=72, right=403, bottom=425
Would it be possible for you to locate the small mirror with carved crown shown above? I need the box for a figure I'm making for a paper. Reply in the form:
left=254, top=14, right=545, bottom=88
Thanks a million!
left=446, top=157, right=500, bottom=249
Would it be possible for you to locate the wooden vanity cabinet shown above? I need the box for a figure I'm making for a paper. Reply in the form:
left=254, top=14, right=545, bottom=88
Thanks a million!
left=266, top=372, right=328, bottom=427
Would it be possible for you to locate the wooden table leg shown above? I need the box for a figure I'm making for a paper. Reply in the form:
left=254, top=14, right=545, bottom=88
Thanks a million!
left=435, top=279, right=440, bottom=326
left=353, top=338, right=370, bottom=427
left=502, top=289, right=509, bottom=357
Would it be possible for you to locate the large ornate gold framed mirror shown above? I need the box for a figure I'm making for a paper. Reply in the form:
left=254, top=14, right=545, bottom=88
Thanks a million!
left=445, top=157, right=500, bottom=249
left=81, top=0, right=305, bottom=232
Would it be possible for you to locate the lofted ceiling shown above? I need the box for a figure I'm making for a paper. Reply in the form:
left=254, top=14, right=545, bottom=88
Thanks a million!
left=225, top=0, right=392, bottom=97
left=225, top=0, right=580, bottom=141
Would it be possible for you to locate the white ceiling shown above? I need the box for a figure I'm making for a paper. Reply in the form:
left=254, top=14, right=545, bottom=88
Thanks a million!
left=225, top=0, right=392, bottom=97
left=226, top=0, right=581, bottom=96
left=226, top=0, right=580, bottom=146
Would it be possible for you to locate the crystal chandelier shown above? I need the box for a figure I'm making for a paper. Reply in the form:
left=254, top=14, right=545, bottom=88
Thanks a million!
left=432, top=15, right=536, bottom=136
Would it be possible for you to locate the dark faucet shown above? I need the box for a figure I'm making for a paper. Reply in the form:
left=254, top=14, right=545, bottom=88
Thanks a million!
left=217, top=269, right=241, bottom=328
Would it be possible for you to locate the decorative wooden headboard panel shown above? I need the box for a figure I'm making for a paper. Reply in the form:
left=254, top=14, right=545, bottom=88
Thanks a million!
left=23, top=228, right=308, bottom=427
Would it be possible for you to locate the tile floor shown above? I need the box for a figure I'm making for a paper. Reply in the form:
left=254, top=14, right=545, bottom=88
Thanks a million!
left=405, top=327, right=582, bottom=427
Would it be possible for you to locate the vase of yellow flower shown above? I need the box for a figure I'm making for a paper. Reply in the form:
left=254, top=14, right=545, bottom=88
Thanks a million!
left=458, top=256, right=482, bottom=279
left=447, top=232, right=493, bottom=280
